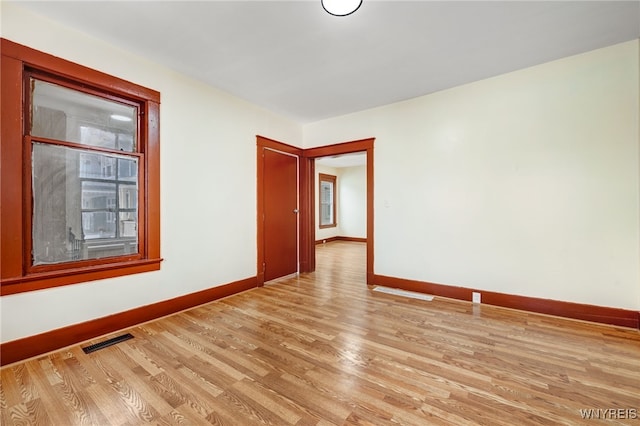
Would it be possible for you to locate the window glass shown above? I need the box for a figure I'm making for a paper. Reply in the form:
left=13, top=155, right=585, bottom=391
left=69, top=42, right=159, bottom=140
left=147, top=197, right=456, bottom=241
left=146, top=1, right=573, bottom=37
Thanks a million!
left=119, top=184, right=138, bottom=209
left=320, top=181, right=334, bottom=225
left=32, top=143, right=138, bottom=265
left=81, top=181, right=117, bottom=239
left=79, top=153, right=116, bottom=180
left=118, top=158, right=137, bottom=181
left=319, top=174, right=337, bottom=228
left=31, top=79, right=137, bottom=151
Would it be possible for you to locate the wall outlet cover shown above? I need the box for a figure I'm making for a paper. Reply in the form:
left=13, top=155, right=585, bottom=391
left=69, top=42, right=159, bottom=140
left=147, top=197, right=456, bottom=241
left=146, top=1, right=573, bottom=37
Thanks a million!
left=472, top=292, right=481, bottom=304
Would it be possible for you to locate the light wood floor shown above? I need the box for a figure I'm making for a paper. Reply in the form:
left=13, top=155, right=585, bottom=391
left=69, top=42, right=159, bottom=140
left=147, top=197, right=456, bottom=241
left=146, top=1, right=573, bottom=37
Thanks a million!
left=2, top=241, right=639, bottom=425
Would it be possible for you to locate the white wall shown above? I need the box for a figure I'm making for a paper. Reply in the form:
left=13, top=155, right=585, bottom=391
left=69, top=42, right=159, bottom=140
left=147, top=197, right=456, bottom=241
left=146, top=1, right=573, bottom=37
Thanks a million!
left=338, top=166, right=367, bottom=239
left=0, top=3, right=302, bottom=343
left=304, top=40, right=640, bottom=311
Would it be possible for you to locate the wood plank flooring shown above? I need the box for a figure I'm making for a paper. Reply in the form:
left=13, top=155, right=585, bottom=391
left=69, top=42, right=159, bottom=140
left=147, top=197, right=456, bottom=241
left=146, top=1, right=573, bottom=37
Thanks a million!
left=2, top=241, right=639, bottom=425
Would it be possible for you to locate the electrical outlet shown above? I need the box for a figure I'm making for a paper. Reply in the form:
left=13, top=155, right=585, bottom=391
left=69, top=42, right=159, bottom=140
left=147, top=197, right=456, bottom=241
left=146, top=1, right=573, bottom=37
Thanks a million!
left=472, top=292, right=481, bottom=304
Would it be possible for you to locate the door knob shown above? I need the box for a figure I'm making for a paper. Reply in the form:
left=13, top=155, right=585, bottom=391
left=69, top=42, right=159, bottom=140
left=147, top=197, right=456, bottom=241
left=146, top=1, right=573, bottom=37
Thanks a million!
left=293, top=209, right=299, bottom=214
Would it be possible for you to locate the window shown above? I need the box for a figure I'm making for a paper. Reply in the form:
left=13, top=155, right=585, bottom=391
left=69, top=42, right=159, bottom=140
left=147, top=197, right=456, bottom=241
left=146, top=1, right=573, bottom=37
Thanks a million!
left=1, top=39, right=161, bottom=295
left=30, top=78, right=140, bottom=265
left=319, top=173, right=337, bottom=228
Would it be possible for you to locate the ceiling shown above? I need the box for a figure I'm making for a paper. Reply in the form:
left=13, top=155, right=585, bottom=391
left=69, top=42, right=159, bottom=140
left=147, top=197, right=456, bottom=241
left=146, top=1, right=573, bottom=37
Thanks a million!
left=9, top=1, right=640, bottom=124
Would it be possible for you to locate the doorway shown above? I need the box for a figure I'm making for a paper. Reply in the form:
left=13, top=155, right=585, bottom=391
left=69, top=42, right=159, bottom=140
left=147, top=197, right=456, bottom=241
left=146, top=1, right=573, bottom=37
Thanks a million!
left=314, top=151, right=368, bottom=274
left=315, top=152, right=367, bottom=241
left=303, top=138, right=374, bottom=283
left=257, top=136, right=374, bottom=285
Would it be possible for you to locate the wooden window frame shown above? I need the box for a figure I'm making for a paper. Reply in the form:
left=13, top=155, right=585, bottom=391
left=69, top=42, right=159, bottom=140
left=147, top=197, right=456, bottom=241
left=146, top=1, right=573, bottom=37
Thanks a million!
left=318, top=173, right=337, bottom=229
left=1, top=39, right=161, bottom=296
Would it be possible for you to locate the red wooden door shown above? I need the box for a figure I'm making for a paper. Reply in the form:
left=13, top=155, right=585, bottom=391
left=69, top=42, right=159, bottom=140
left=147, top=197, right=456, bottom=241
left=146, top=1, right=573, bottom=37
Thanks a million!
left=263, top=148, right=298, bottom=281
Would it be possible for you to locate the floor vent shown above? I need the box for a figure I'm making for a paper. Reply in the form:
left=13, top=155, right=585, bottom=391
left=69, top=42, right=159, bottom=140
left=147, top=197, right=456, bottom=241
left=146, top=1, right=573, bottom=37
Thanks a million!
left=82, top=333, right=134, bottom=354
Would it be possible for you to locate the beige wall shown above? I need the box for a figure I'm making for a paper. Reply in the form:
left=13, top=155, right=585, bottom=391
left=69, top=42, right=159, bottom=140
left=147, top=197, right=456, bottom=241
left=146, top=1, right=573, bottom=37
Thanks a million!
left=304, top=39, right=640, bottom=310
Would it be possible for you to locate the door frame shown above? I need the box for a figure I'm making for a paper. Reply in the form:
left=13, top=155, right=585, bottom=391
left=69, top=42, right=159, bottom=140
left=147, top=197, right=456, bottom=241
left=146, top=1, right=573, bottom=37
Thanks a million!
left=257, top=136, right=374, bottom=286
left=302, top=138, right=374, bottom=283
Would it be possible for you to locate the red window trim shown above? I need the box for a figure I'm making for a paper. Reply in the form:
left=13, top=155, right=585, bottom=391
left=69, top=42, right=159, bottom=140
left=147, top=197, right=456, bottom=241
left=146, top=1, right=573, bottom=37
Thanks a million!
left=1, top=38, right=162, bottom=296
